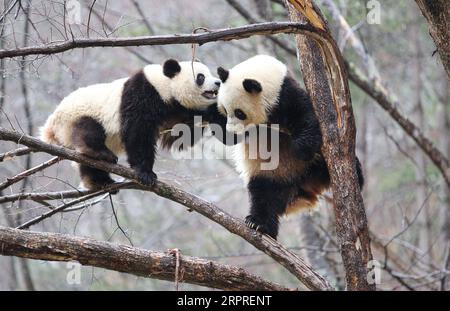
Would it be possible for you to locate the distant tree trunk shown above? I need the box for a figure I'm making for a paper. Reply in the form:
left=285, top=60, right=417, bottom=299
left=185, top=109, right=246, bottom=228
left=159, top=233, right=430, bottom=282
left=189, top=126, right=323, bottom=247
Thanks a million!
left=253, top=0, right=272, bottom=20
left=14, top=2, right=35, bottom=291
left=285, top=0, right=375, bottom=290
left=411, top=21, right=433, bottom=259
left=415, top=0, right=450, bottom=78
left=440, top=77, right=450, bottom=290
left=298, top=214, right=334, bottom=279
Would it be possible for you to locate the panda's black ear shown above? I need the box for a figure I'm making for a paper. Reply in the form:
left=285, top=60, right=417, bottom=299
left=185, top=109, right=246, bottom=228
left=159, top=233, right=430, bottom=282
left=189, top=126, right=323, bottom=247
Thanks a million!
left=163, top=59, right=181, bottom=78
left=243, top=79, right=262, bottom=94
left=217, top=67, right=229, bottom=83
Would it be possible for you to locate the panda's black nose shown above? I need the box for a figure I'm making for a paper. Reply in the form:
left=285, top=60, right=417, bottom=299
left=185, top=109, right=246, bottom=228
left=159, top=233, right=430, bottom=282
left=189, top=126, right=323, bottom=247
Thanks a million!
left=215, top=81, right=221, bottom=87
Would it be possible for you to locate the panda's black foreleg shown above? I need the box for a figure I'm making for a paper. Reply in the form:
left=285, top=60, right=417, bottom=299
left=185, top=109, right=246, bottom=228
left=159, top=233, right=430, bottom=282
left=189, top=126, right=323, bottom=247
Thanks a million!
left=120, top=71, right=165, bottom=187
left=246, top=176, right=292, bottom=239
left=121, top=124, right=158, bottom=187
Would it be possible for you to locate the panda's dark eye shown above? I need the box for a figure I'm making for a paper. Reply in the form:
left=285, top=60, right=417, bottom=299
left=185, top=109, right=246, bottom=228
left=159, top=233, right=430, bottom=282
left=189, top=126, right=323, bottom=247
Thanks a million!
left=234, top=109, right=247, bottom=120
left=196, top=73, right=205, bottom=86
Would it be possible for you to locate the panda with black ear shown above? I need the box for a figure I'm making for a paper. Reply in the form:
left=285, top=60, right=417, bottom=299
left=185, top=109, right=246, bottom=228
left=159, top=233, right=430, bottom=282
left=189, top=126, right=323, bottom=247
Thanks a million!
left=216, top=55, right=364, bottom=239
left=41, top=59, right=223, bottom=190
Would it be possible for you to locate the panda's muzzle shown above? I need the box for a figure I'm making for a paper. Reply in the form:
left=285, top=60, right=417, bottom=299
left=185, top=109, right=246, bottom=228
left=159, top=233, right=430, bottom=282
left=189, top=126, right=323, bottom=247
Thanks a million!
left=201, top=89, right=218, bottom=100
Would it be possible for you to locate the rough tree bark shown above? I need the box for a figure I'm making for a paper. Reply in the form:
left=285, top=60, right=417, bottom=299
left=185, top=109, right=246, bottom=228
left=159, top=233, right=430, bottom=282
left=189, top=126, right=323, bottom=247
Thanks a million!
left=0, top=226, right=290, bottom=291
left=415, top=0, right=450, bottom=79
left=285, top=0, right=375, bottom=290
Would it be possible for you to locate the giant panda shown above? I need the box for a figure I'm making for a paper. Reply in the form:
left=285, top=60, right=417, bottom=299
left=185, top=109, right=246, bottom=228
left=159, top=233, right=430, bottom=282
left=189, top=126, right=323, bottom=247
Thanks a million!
left=216, top=55, right=364, bottom=239
left=41, top=59, right=225, bottom=190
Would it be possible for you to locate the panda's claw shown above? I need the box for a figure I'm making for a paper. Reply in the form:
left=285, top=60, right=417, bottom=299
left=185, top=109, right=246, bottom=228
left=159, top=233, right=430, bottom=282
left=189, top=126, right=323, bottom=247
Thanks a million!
left=245, top=215, right=278, bottom=239
left=245, top=215, right=263, bottom=232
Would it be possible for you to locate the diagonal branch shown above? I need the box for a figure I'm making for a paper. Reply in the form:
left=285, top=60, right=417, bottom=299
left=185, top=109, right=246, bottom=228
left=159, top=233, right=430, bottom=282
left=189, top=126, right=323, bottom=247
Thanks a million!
left=0, top=226, right=290, bottom=291
left=0, top=127, right=334, bottom=290
left=0, top=147, right=35, bottom=162
left=0, top=156, right=60, bottom=191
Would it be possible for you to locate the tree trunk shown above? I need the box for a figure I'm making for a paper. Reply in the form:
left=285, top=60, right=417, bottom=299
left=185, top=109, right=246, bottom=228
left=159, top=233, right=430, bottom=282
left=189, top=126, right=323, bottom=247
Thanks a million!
left=285, top=0, right=375, bottom=290
left=415, top=0, right=450, bottom=79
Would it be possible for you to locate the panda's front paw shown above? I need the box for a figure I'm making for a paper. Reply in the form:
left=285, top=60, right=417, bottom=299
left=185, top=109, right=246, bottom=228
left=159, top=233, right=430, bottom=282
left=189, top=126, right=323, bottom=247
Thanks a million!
left=135, top=169, right=157, bottom=187
left=244, top=215, right=277, bottom=239
left=98, top=151, right=118, bottom=164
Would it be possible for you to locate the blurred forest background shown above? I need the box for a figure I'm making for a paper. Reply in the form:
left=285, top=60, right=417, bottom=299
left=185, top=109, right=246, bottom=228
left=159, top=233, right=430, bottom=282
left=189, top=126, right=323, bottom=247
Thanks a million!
left=0, top=0, right=449, bottom=290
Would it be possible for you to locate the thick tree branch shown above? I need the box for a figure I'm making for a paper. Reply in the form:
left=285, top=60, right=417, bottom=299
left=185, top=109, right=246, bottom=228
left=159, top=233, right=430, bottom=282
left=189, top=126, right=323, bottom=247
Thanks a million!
left=0, top=127, right=333, bottom=291
left=286, top=0, right=375, bottom=290
left=0, top=226, right=290, bottom=291
left=0, top=22, right=321, bottom=59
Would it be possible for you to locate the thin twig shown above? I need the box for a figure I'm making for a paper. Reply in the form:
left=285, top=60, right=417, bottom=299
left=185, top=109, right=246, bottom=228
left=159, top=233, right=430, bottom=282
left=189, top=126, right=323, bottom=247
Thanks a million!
left=0, top=147, right=34, bottom=162
left=16, top=182, right=126, bottom=230
left=0, top=156, right=60, bottom=192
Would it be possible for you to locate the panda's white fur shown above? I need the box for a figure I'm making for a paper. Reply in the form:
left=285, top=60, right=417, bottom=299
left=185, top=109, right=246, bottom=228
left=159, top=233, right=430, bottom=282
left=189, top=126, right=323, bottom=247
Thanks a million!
left=217, top=55, right=287, bottom=134
left=41, top=61, right=219, bottom=155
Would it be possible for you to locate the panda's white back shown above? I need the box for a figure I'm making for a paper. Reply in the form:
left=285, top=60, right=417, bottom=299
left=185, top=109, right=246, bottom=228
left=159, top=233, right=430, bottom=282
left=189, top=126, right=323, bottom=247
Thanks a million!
left=42, top=77, right=128, bottom=153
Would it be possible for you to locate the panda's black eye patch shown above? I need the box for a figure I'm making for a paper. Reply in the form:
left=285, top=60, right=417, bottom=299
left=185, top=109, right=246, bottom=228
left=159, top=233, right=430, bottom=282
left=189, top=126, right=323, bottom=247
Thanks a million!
left=196, top=73, right=205, bottom=86
left=234, top=109, right=247, bottom=120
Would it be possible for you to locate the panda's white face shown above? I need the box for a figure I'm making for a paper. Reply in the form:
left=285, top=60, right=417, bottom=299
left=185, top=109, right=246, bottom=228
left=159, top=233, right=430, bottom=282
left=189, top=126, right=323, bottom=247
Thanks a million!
left=217, top=55, right=287, bottom=134
left=168, top=61, right=221, bottom=110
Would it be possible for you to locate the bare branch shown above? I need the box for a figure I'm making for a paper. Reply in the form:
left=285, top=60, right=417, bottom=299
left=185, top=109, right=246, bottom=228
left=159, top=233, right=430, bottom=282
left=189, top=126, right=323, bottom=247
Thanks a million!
left=0, top=156, right=60, bottom=192
left=0, top=147, right=35, bottom=162
left=0, top=226, right=290, bottom=291
left=15, top=182, right=129, bottom=230
left=0, top=22, right=322, bottom=59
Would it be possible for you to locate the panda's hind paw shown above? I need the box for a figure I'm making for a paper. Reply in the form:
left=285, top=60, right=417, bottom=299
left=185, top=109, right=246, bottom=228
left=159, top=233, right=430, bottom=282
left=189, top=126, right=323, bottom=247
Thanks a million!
left=244, top=215, right=277, bottom=239
left=135, top=169, right=157, bottom=187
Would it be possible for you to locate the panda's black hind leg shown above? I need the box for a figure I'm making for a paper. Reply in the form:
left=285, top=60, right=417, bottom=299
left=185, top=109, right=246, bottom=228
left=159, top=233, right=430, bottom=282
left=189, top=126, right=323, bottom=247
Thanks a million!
left=246, top=176, right=293, bottom=239
left=72, top=116, right=118, bottom=192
